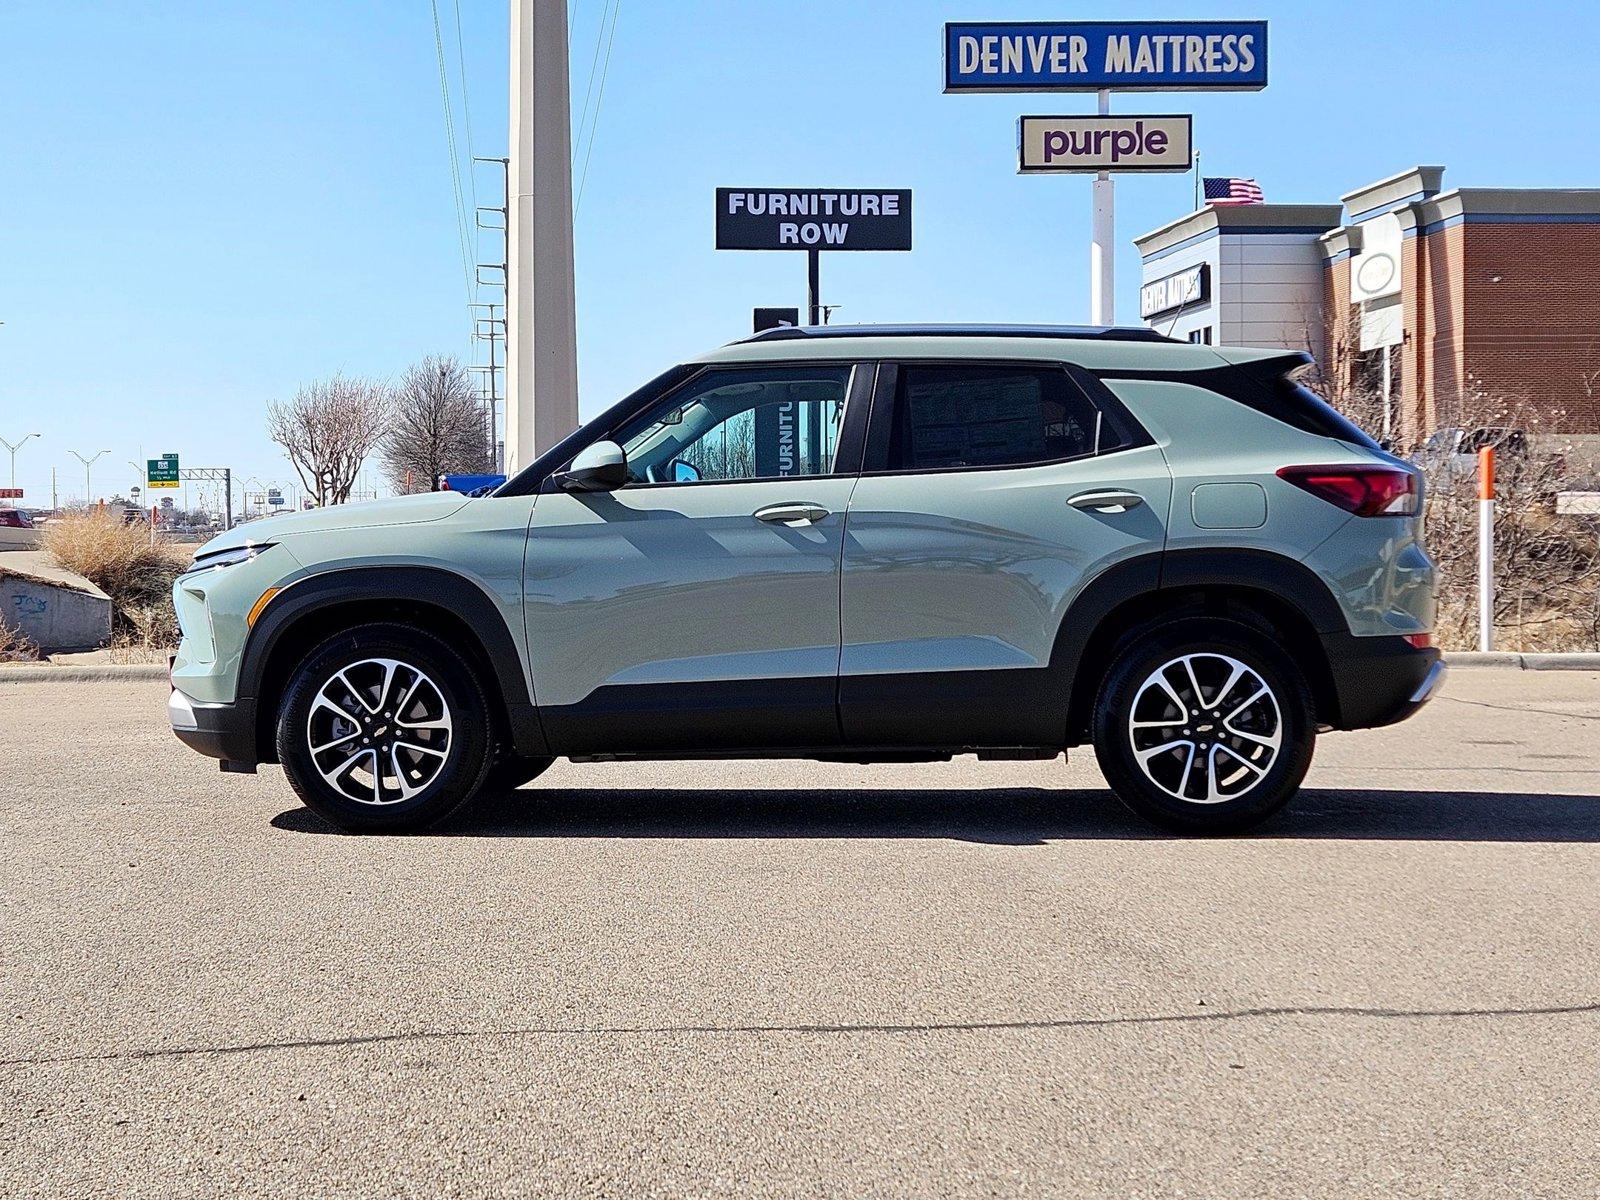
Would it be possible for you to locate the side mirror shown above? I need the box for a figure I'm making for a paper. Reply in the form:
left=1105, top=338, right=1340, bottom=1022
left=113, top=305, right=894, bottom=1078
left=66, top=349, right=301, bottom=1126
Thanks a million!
left=670, top=459, right=702, bottom=483
left=556, top=440, right=628, bottom=492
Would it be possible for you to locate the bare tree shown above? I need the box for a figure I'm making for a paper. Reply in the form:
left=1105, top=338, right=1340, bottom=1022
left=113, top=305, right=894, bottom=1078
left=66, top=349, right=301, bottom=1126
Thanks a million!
left=268, top=375, right=391, bottom=506
left=380, top=356, right=491, bottom=493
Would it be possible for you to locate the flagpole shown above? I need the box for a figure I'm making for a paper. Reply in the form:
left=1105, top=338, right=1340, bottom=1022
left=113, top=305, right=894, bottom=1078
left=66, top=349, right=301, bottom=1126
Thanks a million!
left=1193, top=151, right=1201, bottom=211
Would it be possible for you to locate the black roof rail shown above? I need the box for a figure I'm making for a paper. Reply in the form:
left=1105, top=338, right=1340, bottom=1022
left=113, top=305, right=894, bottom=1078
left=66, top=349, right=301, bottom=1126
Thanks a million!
left=737, top=323, right=1179, bottom=345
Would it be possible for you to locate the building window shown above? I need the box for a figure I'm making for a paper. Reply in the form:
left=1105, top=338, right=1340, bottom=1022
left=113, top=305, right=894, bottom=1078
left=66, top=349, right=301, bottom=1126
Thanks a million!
left=1186, top=327, right=1213, bottom=345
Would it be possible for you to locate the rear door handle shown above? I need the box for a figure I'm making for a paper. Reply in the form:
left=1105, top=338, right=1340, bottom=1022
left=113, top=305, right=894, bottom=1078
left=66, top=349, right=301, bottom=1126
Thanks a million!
left=754, top=502, right=830, bottom=526
left=1067, top=489, right=1145, bottom=514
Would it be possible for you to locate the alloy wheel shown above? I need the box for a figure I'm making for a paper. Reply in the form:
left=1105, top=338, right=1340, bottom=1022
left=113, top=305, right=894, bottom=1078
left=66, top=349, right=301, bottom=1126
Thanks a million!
left=305, top=657, right=454, bottom=806
left=1126, top=652, right=1282, bottom=805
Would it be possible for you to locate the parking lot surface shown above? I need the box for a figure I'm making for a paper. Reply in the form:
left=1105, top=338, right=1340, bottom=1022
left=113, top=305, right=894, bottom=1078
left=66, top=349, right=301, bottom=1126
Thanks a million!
left=3, top=668, right=1599, bottom=1198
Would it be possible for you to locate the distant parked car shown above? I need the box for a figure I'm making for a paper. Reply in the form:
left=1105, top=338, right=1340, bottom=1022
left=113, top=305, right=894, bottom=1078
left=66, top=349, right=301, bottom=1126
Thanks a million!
left=1415, top=426, right=1565, bottom=498
left=440, top=473, right=507, bottom=495
left=0, top=508, right=39, bottom=549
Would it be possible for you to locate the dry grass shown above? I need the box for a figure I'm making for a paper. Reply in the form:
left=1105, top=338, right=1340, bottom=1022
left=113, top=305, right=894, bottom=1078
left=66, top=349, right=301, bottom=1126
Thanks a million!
left=0, top=614, right=40, bottom=663
left=40, top=510, right=189, bottom=646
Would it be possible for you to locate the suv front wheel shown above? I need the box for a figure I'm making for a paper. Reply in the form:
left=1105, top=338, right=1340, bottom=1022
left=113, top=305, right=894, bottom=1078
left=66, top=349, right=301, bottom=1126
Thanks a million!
left=1092, top=620, right=1315, bottom=834
left=276, top=623, right=493, bottom=832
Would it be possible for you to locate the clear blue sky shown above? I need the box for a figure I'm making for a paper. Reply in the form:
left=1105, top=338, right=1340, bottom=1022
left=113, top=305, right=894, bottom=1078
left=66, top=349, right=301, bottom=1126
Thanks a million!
left=3, top=0, right=1598, bottom=506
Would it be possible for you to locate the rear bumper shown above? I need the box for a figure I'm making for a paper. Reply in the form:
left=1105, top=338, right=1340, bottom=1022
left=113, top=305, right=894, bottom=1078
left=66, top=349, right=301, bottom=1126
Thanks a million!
left=169, top=687, right=258, bottom=768
left=1320, top=633, right=1444, bottom=729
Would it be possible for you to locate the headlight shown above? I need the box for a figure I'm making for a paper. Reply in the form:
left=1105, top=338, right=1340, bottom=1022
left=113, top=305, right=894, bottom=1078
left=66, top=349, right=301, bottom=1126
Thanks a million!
left=186, top=543, right=276, bottom=574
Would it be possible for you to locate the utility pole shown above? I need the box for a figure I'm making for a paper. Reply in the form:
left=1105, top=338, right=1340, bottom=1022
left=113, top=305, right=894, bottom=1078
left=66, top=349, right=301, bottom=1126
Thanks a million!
left=474, top=155, right=509, bottom=474
left=69, top=449, right=110, bottom=505
left=51, top=466, right=57, bottom=509
left=506, top=0, right=579, bottom=472
left=1, top=432, right=40, bottom=489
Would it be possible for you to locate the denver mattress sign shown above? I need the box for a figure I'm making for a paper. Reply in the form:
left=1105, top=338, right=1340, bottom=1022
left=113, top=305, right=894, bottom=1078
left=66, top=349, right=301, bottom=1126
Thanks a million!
left=944, top=21, right=1267, bottom=92
left=945, top=20, right=1266, bottom=328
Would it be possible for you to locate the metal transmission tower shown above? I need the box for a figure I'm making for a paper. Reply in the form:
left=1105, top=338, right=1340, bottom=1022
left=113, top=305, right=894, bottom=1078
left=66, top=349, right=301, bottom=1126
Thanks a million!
left=472, top=155, right=510, bottom=473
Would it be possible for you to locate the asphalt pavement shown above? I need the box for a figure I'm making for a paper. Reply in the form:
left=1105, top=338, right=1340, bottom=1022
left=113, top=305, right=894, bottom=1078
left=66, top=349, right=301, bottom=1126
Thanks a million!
left=2, top=669, right=1599, bottom=1198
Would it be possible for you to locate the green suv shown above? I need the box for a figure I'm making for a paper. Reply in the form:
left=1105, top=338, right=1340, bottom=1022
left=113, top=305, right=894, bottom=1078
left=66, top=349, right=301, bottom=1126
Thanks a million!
left=169, top=325, right=1442, bottom=834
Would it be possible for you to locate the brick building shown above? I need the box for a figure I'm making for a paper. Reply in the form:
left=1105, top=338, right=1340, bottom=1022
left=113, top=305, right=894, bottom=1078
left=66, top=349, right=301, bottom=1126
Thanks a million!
left=1137, top=166, right=1600, bottom=444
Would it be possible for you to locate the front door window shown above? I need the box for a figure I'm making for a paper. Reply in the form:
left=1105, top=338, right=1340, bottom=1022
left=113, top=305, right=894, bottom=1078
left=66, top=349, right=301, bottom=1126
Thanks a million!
left=615, top=366, right=852, bottom=484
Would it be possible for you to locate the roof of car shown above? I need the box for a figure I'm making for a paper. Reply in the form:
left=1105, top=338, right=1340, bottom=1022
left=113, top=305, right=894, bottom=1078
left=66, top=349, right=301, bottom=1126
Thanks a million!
left=740, top=323, right=1175, bottom=344
left=695, top=324, right=1282, bottom=371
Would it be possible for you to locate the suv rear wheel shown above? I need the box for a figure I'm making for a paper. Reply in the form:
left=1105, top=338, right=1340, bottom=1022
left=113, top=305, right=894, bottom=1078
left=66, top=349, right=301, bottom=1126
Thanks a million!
left=276, top=623, right=493, bottom=832
left=1092, top=619, right=1315, bottom=834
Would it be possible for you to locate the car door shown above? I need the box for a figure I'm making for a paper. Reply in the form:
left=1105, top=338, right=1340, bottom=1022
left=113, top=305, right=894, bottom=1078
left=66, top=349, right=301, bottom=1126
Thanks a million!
left=524, top=361, right=870, bottom=755
left=838, top=359, right=1172, bottom=748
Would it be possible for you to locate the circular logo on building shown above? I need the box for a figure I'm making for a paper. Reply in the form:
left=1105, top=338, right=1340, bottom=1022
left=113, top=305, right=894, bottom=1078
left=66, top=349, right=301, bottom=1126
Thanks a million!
left=1357, top=251, right=1397, bottom=296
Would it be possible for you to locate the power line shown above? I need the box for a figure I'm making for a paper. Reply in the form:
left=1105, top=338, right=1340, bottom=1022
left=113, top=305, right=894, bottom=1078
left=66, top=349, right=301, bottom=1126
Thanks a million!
left=571, top=0, right=611, bottom=170
left=430, top=0, right=476, bottom=333
left=575, top=0, right=620, bottom=213
left=451, top=0, right=479, bottom=217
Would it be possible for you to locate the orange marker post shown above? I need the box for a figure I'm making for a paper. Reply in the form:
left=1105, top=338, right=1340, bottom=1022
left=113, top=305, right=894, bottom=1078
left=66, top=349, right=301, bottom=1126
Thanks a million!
left=1478, top=446, right=1495, bottom=651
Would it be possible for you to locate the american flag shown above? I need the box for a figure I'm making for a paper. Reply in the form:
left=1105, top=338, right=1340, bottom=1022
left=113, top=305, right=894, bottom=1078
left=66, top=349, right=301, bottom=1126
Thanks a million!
left=1203, top=177, right=1265, bottom=206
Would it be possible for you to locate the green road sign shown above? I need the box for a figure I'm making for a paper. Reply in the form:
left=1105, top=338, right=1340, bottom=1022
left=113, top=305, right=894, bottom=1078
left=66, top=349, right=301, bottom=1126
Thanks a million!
left=147, top=454, right=179, bottom=489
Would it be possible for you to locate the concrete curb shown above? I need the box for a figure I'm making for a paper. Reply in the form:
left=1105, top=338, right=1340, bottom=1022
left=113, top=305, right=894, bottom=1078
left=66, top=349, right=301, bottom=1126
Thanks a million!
left=0, top=663, right=169, bottom=683
left=1446, top=652, right=1600, bottom=670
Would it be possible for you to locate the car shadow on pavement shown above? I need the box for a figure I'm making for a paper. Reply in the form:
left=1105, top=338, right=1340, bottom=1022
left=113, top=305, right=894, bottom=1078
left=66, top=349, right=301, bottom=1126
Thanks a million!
left=272, top=785, right=1600, bottom=844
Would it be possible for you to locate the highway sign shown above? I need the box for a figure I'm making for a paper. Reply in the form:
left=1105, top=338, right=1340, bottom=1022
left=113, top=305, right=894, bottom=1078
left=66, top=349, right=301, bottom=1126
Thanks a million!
left=147, top=454, right=179, bottom=489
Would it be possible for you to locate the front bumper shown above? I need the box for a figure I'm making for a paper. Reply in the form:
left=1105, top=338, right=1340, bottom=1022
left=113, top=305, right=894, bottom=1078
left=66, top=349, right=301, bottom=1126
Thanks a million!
left=169, top=687, right=258, bottom=769
left=1320, top=633, right=1445, bottom=730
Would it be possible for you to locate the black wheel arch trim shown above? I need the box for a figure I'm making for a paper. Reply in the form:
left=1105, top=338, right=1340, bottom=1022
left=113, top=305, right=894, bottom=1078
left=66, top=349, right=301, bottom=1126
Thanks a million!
left=1051, top=547, right=1353, bottom=739
left=240, top=565, right=546, bottom=761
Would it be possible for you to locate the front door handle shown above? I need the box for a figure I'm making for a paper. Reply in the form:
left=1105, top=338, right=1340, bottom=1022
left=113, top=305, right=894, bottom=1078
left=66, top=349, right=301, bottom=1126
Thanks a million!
left=754, top=502, right=830, bottom=526
left=1067, top=489, right=1145, bottom=514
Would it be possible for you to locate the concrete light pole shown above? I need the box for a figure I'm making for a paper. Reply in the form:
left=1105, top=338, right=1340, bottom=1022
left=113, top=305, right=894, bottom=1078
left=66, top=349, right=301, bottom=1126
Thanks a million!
left=69, top=449, right=110, bottom=505
left=1, top=432, right=40, bottom=489
left=505, top=0, right=580, bottom=473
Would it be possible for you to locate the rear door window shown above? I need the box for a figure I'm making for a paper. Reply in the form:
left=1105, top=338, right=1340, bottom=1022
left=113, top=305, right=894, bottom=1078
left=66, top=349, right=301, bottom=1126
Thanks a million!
left=877, top=363, right=1147, bottom=473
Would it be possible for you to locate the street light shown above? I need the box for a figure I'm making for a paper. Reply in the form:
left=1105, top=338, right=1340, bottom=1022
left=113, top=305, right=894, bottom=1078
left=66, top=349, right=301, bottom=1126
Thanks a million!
left=69, top=449, right=111, bottom=505
left=1, top=432, right=41, bottom=489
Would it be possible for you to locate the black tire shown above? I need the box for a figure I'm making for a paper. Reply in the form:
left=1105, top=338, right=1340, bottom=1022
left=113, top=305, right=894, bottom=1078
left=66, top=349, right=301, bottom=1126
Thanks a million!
left=275, top=622, right=494, bottom=833
left=1091, top=618, right=1315, bottom=835
left=480, top=752, right=555, bottom=794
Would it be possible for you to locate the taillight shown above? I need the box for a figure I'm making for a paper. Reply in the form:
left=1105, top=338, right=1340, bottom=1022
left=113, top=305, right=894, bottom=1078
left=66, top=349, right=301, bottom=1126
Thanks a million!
left=1403, top=633, right=1432, bottom=649
left=1276, top=465, right=1417, bottom=516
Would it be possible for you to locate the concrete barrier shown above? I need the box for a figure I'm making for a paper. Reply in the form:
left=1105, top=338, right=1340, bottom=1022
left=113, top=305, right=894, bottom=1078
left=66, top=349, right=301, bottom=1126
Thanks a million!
left=0, top=551, right=112, bottom=653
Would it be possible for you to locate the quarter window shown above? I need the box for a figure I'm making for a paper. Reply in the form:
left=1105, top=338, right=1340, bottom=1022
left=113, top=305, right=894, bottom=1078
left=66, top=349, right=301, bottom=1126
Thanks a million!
left=885, top=364, right=1133, bottom=472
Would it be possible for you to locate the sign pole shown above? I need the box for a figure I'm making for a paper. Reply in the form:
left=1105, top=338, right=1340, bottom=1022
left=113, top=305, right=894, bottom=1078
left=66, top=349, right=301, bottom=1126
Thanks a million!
left=1090, top=88, right=1115, bottom=325
left=806, top=249, right=821, bottom=325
